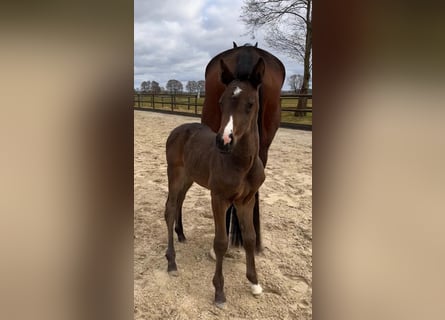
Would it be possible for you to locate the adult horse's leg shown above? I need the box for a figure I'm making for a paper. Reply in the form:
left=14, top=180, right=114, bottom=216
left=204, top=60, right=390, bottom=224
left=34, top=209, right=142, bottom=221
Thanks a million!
left=174, top=180, right=193, bottom=242
left=211, top=194, right=230, bottom=307
left=235, top=197, right=262, bottom=296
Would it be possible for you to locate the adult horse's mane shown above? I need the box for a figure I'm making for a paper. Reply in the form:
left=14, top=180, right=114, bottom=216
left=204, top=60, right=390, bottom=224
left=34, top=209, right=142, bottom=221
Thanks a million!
left=205, top=45, right=286, bottom=84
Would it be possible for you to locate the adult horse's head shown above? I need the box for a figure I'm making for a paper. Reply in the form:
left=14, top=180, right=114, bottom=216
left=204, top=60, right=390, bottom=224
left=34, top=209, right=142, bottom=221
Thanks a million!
left=215, top=57, right=265, bottom=153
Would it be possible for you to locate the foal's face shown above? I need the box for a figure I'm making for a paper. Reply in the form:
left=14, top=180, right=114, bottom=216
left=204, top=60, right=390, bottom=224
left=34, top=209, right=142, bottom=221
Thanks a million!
left=216, top=81, right=259, bottom=152
left=215, top=57, right=264, bottom=153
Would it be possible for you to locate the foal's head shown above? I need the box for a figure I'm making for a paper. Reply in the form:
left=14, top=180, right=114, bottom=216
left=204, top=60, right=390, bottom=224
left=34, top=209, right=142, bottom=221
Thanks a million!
left=215, top=58, right=265, bottom=153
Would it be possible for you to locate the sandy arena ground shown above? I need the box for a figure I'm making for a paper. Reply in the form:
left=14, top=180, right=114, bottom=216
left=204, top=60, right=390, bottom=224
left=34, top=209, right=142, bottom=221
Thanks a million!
left=134, top=111, right=312, bottom=319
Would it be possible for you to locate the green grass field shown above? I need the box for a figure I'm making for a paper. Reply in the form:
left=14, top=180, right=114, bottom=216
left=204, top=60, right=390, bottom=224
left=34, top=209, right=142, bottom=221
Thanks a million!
left=134, top=94, right=312, bottom=127
left=280, top=96, right=312, bottom=126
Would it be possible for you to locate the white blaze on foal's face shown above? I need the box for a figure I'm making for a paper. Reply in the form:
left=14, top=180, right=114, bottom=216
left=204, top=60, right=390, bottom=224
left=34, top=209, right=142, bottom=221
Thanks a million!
left=220, top=86, right=242, bottom=145
left=222, top=115, right=233, bottom=145
left=233, top=86, right=242, bottom=97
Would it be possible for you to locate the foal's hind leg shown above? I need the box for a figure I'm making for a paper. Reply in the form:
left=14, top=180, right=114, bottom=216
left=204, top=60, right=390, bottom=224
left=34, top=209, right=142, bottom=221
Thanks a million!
left=174, top=180, right=193, bottom=242
left=165, top=191, right=178, bottom=274
left=165, top=166, right=189, bottom=274
left=234, top=197, right=262, bottom=296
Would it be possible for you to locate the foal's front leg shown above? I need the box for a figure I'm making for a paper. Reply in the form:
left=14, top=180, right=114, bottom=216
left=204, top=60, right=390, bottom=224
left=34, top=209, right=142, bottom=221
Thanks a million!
left=235, top=197, right=263, bottom=296
left=211, top=194, right=231, bottom=308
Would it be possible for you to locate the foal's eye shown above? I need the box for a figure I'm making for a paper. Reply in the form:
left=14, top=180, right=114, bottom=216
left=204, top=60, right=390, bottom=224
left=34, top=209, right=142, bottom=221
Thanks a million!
left=245, top=102, right=253, bottom=113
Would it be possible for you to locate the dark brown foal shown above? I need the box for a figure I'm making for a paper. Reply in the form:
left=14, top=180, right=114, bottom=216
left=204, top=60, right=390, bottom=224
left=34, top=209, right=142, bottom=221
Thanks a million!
left=164, top=58, right=266, bottom=307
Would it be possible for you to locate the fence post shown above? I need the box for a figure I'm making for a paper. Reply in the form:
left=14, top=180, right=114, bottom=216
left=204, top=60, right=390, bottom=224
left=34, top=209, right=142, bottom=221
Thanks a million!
left=171, top=94, right=174, bottom=111
left=137, top=94, right=141, bottom=108
left=195, top=95, right=198, bottom=115
left=187, top=96, right=191, bottom=110
left=161, top=96, right=164, bottom=108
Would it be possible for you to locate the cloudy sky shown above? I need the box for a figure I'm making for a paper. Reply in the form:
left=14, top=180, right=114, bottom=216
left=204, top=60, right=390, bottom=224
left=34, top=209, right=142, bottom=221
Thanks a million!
left=134, top=0, right=304, bottom=91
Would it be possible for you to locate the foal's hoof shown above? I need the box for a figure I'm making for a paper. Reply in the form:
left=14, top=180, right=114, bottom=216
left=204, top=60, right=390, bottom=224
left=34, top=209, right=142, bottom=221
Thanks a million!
left=209, top=248, right=216, bottom=260
left=215, top=301, right=226, bottom=309
left=177, top=235, right=187, bottom=243
left=250, top=283, right=263, bottom=296
left=168, top=270, right=179, bottom=277
left=167, top=264, right=178, bottom=276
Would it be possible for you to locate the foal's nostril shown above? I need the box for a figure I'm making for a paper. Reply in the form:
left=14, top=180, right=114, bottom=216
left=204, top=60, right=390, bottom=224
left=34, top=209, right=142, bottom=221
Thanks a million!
left=228, top=133, right=234, bottom=145
left=216, top=133, right=232, bottom=152
left=215, top=133, right=224, bottom=149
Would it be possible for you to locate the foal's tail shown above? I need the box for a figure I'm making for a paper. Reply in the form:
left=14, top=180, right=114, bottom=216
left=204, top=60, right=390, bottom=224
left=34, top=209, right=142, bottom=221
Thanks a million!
left=226, top=192, right=262, bottom=252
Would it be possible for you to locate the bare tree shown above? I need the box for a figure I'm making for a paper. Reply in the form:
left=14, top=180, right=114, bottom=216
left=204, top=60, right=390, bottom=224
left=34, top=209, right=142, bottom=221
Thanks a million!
left=140, top=80, right=151, bottom=92
left=151, top=81, right=161, bottom=94
left=186, top=80, right=198, bottom=93
left=288, top=74, right=303, bottom=93
left=241, top=0, right=312, bottom=114
left=197, top=80, right=205, bottom=97
left=166, top=79, right=183, bottom=93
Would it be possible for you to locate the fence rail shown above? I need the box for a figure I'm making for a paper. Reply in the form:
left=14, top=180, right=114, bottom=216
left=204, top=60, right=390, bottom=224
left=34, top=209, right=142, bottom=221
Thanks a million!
left=134, top=93, right=312, bottom=130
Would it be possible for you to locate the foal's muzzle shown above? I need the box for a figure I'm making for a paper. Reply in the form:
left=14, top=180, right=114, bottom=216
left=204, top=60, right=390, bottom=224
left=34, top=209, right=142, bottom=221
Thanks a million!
left=216, top=132, right=234, bottom=153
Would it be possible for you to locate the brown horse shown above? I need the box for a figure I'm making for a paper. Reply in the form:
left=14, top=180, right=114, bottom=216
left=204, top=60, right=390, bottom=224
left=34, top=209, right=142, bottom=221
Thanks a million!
left=164, top=58, right=266, bottom=307
left=201, top=43, right=285, bottom=251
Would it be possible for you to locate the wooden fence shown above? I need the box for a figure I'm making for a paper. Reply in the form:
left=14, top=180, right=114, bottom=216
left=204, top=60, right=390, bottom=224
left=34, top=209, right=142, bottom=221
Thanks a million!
left=134, top=93, right=312, bottom=130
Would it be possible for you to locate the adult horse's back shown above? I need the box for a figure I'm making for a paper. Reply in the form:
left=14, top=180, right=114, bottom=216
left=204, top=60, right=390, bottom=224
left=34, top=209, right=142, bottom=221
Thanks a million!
left=202, top=43, right=285, bottom=250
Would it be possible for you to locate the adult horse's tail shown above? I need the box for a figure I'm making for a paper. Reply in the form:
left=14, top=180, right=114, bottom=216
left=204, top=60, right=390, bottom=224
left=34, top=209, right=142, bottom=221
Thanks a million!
left=226, top=192, right=262, bottom=251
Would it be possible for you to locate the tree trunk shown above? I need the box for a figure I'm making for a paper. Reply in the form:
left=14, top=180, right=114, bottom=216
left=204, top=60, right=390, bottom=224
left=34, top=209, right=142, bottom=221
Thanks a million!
left=295, top=0, right=312, bottom=117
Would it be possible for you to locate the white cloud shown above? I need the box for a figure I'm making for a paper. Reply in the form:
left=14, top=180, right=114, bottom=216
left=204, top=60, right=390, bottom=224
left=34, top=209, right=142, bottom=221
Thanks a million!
left=134, top=0, right=304, bottom=90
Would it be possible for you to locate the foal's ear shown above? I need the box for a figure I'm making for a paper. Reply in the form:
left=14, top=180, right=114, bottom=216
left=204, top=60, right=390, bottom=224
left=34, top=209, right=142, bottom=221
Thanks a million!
left=220, top=59, right=235, bottom=86
left=233, top=41, right=238, bottom=48
left=250, top=57, right=265, bottom=88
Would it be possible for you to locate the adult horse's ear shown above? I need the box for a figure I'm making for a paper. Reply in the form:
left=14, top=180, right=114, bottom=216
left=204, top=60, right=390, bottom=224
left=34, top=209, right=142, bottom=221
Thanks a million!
left=220, top=59, right=235, bottom=85
left=233, top=41, right=238, bottom=48
left=250, top=57, right=265, bottom=88
left=254, top=42, right=258, bottom=48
